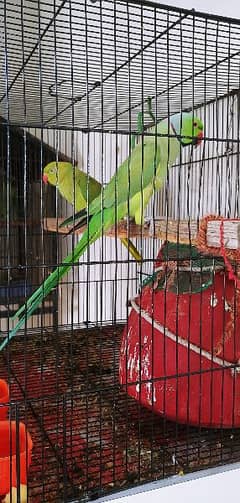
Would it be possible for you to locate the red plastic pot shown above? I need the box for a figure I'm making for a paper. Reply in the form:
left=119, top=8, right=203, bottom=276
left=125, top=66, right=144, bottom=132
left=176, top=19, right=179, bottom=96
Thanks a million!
left=0, top=379, right=9, bottom=420
left=119, top=262, right=240, bottom=428
left=0, top=421, right=33, bottom=496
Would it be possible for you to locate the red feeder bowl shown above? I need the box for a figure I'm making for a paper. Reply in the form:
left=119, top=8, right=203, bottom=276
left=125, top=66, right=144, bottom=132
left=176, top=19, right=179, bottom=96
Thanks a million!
left=0, top=380, right=9, bottom=420
left=0, top=421, right=33, bottom=496
left=119, top=251, right=240, bottom=428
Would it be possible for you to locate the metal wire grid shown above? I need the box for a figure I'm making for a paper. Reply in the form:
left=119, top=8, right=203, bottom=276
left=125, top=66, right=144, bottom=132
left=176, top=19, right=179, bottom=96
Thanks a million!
left=0, top=1, right=240, bottom=502
left=1, top=0, right=240, bottom=131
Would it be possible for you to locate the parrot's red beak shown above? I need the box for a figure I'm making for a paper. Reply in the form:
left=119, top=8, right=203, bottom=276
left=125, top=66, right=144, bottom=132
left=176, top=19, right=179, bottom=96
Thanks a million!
left=196, top=131, right=203, bottom=146
left=42, top=174, right=48, bottom=185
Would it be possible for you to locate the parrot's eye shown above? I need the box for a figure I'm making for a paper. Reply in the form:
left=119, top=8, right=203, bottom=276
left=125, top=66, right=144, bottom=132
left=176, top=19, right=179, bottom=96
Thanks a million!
left=193, top=121, right=198, bottom=127
left=50, top=168, right=57, bottom=175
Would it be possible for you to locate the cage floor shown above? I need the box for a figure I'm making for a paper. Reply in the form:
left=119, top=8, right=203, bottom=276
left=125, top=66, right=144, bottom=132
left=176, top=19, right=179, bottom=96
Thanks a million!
left=1, top=325, right=240, bottom=502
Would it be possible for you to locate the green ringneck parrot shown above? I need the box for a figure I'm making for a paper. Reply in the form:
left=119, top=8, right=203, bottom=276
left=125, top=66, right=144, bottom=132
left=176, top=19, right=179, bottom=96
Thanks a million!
left=43, top=161, right=102, bottom=212
left=42, top=162, right=142, bottom=262
left=0, top=112, right=203, bottom=351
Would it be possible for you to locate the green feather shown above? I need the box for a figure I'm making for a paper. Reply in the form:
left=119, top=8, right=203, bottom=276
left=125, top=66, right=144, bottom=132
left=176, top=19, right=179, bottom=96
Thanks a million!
left=44, top=162, right=142, bottom=262
left=0, top=212, right=104, bottom=351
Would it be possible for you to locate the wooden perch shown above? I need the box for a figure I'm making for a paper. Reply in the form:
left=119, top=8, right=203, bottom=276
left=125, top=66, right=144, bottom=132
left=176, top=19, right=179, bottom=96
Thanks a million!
left=44, top=217, right=240, bottom=251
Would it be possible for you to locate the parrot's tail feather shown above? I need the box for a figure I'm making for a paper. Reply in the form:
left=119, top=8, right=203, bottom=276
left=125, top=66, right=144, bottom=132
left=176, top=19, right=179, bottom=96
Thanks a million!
left=0, top=279, right=59, bottom=351
left=64, top=216, right=88, bottom=236
left=11, top=266, right=64, bottom=321
left=59, top=208, right=87, bottom=228
left=9, top=262, right=71, bottom=326
left=2, top=218, right=103, bottom=351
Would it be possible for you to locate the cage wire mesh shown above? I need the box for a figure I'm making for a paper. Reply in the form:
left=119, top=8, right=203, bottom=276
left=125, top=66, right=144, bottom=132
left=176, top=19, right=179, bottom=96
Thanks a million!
left=1, top=0, right=240, bottom=501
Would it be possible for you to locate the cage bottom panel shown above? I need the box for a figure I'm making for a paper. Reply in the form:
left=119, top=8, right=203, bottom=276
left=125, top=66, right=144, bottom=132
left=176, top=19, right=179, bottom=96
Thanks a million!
left=0, top=325, right=240, bottom=502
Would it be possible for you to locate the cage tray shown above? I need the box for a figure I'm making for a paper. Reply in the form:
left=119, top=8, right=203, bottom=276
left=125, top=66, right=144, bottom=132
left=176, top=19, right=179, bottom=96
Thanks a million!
left=0, top=325, right=240, bottom=502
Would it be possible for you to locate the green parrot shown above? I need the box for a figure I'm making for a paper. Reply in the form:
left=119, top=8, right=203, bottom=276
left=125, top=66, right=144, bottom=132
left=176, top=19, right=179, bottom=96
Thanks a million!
left=43, top=161, right=102, bottom=212
left=0, top=112, right=203, bottom=351
left=62, top=113, right=203, bottom=230
left=43, top=161, right=142, bottom=262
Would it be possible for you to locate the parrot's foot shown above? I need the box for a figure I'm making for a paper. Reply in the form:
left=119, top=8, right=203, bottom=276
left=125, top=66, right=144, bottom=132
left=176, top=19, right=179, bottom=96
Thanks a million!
left=123, top=216, right=151, bottom=228
left=123, top=216, right=135, bottom=223
left=143, top=217, right=151, bottom=229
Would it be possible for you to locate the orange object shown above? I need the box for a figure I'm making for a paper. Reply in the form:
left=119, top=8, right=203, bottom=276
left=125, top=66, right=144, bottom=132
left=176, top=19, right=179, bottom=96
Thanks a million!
left=0, top=380, right=9, bottom=420
left=0, top=421, right=33, bottom=496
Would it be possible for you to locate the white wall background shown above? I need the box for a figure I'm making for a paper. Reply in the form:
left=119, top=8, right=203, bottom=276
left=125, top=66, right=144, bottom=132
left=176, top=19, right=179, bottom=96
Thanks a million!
left=153, top=0, right=240, bottom=18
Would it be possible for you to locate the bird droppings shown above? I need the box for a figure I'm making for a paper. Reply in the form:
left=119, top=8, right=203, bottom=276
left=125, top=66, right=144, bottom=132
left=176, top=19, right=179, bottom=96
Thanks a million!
left=210, top=293, right=218, bottom=307
left=1, top=325, right=240, bottom=502
left=224, top=300, right=231, bottom=311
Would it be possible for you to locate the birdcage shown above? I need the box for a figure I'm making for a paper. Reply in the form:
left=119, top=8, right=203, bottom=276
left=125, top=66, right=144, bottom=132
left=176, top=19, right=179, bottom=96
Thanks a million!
left=1, top=0, right=240, bottom=501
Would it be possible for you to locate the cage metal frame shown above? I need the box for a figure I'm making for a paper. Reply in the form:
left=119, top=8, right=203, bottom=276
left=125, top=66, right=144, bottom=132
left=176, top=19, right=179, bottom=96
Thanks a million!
left=1, top=0, right=240, bottom=502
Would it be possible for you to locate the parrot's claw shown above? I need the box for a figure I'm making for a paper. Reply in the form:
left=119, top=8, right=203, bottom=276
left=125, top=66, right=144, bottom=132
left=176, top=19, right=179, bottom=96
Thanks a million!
left=123, top=216, right=135, bottom=223
left=143, top=217, right=151, bottom=228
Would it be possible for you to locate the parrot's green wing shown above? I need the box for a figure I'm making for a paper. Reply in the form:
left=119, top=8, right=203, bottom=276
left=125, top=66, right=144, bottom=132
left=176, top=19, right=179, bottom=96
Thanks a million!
left=58, top=167, right=142, bottom=262
left=61, top=140, right=162, bottom=228
left=76, top=170, right=102, bottom=205
left=60, top=126, right=176, bottom=231
left=89, top=139, right=161, bottom=216
left=57, top=168, right=102, bottom=212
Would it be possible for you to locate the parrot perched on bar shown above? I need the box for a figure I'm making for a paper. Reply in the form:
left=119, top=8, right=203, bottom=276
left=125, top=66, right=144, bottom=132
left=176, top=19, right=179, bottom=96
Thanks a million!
left=62, top=113, right=203, bottom=230
left=42, top=161, right=102, bottom=212
left=0, top=112, right=203, bottom=351
left=42, top=161, right=142, bottom=262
